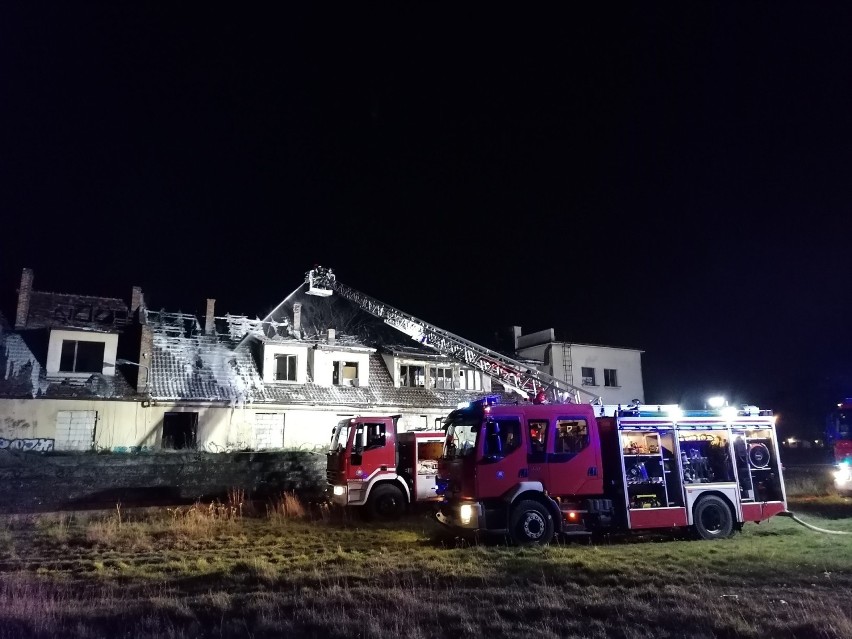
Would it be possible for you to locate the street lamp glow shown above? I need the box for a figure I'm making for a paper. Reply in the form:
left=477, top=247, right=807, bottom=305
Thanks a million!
left=707, top=396, right=725, bottom=409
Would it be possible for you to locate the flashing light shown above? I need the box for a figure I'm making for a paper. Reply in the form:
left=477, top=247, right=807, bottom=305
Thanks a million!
left=834, top=463, right=852, bottom=485
left=707, top=396, right=726, bottom=409
left=333, top=485, right=345, bottom=496
left=721, top=406, right=738, bottom=421
left=567, top=511, right=578, bottom=521
left=460, top=504, right=473, bottom=525
left=787, top=437, right=796, bottom=445
left=667, top=407, right=684, bottom=420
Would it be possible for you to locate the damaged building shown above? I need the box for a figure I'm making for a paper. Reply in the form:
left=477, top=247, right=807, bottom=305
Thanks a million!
left=0, top=268, right=644, bottom=453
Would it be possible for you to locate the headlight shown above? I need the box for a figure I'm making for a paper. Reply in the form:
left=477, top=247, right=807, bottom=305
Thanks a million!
left=834, top=469, right=852, bottom=484
left=333, top=485, right=346, bottom=496
left=460, top=503, right=473, bottom=525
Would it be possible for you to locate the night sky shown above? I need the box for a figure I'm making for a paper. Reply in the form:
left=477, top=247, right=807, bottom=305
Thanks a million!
left=2, top=4, right=851, bottom=435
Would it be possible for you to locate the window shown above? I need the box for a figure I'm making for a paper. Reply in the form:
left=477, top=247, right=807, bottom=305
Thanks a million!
left=483, top=417, right=522, bottom=457
left=555, top=418, right=589, bottom=455
left=59, top=340, right=105, bottom=373
left=528, top=419, right=548, bottom=454
left=581, top=367, right=596, bottom=386
left=400, top=364, right=425, bottom=387
left=604, top=369, right=618, bottom=387
left=333, top=361, right=359, bottom=386
left=354, top=422, right=386, bottom=451
left=429, top=366, right=454, bottom=389
left=162, top=412, right=198, bottom=450
left=274, top=354, right=297, bottom=382
left=459, top=368, right=482, bottom=390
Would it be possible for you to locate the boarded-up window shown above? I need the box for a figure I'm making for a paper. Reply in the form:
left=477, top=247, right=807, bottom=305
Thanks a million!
left=255, top=413, right=285, bottom=450
left=55, top=411, right=97, bottom=451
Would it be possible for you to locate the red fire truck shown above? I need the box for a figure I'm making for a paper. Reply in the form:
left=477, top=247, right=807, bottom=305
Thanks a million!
left=436, top=398, right=787, bottom=543
left=327, top=415, right=445, bottom=519
left=826, top=399, right=852, bottom=495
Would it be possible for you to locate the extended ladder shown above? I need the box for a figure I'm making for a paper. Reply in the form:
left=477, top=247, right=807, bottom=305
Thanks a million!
left=305, top=266, right=601, bottom=404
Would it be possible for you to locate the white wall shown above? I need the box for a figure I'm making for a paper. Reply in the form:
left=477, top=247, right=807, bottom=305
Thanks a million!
left=46, top=329, right=118, bottom=376
left=0, top=398, right=453, bottom=453
left=567, top=344, right=644, bottom=405
left=261, top=344, right=309, bottom=384
left=310, top=348, right=372, bottom=386
left=516, top=341, right=645, bottom=405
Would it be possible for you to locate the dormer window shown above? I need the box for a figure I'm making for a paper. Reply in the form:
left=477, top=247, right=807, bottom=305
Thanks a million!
left=400, top=364, right=425, bottom=388
left=333, top=361, right=359, bottom=386
left=275, top=354, right=297, bottom=382
left=429, top=366, right=454, bottom=389
left=59, top=340, right=105, bottom=373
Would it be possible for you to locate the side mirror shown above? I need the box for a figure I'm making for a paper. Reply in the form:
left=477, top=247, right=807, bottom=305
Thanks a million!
left=351, top=452, right=362, bottom=466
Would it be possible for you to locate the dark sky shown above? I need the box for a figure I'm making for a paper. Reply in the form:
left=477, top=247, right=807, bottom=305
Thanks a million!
left=2, top=4, right=851, bottom=434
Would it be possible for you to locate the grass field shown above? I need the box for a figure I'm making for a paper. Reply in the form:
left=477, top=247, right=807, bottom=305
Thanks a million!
left=1, top=490, right=851, bottom=639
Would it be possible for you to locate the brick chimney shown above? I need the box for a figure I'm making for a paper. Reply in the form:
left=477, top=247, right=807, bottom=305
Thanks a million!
left=293, top=303, right=302, bottom=332
left=137, top=324, right=153, bottom=394
left=14, top=268, right=34, bottom=329
left=205, top=299, right=215, bottom=335
left=131, top=286, right=143, bottom=315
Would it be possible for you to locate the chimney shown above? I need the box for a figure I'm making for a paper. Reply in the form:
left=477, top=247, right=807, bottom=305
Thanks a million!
left=137, top=325, right=153, bottom=394
left=131, top=286, right=143, bottom=314
left=205, top=299, right=215, bottom=335
left=14, top=268, right=34, bottom=330
left=293, top=303, right=302, bottom=332
left=327, top=328, right=335, bottom=344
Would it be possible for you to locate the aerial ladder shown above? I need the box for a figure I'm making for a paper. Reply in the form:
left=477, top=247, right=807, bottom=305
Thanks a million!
left=305, top=265, right=601, bottom=405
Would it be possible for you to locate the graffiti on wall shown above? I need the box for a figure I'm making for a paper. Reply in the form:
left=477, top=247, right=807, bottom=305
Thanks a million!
left=0, top=438, right=55, bottom=452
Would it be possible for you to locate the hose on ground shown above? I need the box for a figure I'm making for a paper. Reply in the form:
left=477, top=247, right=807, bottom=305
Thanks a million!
left=777, top=511, right=852, bottom=535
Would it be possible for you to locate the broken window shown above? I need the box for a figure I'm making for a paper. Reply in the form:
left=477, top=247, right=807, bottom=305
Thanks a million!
left=581, top=367, right=596, bottom=386
left=162, top=412, right=198, bottom=450
left=275, top=354, right=297, bottom=382
left=429, top=366, right=454, bottom=389
left=458, top=368, right=482, bottom=390
left=333, top=361, right=359, bottom=386
left=59, top=340, right=105, bottom=373
left=400, top=364, right=425, bottom=387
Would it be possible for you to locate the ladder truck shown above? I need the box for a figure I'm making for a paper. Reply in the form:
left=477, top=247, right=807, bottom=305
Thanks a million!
left=305, top=266, right=787, bottom=538
left=306, top=264, right=601, bottom=519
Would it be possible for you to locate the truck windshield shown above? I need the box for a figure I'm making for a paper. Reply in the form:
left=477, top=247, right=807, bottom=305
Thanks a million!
left=329, top=420, right=351, bottom=453
left=444, top=417, right=480, bottom=460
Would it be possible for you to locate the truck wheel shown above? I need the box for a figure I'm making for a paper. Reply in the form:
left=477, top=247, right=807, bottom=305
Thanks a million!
left=367, top=485, right=406, bottom=521
left=509, top=500, right=554, bottom=545
left=693, top=495, right=734, bottom=540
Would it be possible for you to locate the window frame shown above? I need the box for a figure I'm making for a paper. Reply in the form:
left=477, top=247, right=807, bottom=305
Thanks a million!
left=59, top=339, right=106, bottom=374
left=274, top=354, right=298, bottom=382
left=604, top=368, right=619, bottom=387
left=581, top=367, right=596, bottom=386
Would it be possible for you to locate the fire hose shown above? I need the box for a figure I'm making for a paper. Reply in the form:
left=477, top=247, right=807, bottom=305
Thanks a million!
left=777, top=511, right=852, bottom=535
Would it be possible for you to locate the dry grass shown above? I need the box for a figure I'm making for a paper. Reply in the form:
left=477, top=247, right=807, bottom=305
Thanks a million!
left=266, top=490, right=307, bottom=521
left=0, top=494, right=851, bottom=638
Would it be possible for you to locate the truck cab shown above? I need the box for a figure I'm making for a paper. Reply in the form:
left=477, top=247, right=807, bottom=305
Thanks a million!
left=327, top=415, right=444, bottom=519
left=827, top=400, right=852, bottom=495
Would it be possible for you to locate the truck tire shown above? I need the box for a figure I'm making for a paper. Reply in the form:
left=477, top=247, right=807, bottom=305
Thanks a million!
left=367, top=484, right=407, bottom=521
left=509, top=500, right=554, bottom=545
left=693, top=495, right=734, bottom=540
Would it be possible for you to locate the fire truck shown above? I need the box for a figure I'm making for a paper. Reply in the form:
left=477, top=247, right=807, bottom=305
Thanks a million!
left=306, top=264, right=600, bottom=518
left=326, top=415, right=445, bottom=518
left=826, top=399, right=852, bottom=495
left=435, top=398, right=787, bottom=543
left=305, top=266, right=786, bottom=536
